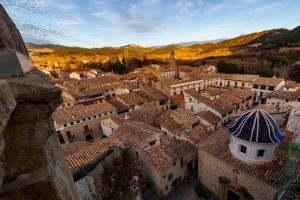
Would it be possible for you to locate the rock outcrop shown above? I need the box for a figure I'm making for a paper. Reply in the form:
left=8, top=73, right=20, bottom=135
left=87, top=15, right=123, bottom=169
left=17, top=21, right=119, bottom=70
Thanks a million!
left=0, top=4, right=80, bottom=200
left=0, top=5, right=28, bottom=55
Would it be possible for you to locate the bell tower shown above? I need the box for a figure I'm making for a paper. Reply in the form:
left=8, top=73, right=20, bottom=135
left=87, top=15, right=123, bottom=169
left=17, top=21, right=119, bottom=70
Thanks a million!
left=170, top=50, right=176, bottom=66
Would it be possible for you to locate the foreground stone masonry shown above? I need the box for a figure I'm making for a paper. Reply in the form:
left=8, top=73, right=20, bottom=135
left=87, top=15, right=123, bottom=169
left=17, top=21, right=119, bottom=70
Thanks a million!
left=0, top=4, right=80, bottom=199
left=0, top=69, right=80, bottom=200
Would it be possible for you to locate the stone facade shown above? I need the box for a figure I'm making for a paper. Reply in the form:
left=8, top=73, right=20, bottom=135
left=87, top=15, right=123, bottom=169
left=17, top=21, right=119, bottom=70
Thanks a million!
left=198, top=149, right=277, bottom=200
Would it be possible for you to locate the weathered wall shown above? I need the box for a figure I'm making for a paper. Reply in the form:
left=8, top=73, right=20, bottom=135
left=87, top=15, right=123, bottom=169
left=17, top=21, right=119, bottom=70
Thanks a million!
left=0, top=69, right=80, bottom=200
left=198, top=149, right=277, bottom=200
left=0, top=4, right=80, bottom=200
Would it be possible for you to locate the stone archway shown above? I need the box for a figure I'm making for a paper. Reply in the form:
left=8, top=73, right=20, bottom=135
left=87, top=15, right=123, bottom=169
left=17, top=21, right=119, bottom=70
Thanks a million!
left=219, top=177, right=253, bottom=200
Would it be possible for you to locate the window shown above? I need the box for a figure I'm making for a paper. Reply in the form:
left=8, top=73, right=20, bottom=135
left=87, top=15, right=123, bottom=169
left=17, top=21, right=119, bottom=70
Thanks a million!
left=165, top=186, right=168, bottom=191
left=168, top=173, right=173, bottom=181
left=235, top=82, right=237, bottom=87
left=253, top=84, right=258, bottom=89
left=66, top=131, right=74, bottom=142
left=189, top=97, right=192, bottom=102
left=85, top=134, right=93, bottom=141
left=84, top=125, right=89, bottom=131
left=149, top=140, right=156, bottom=146
left=242, top=83, right=245, bottom=88
left=257, top=149, right=265, bottom=157
left=191, top=106, right=194, bottom=112
left=240, top=145, right=247, bottom=153
left=261, top=85, right=266, bottom=90
left=64, top=124, right=67, bottom=127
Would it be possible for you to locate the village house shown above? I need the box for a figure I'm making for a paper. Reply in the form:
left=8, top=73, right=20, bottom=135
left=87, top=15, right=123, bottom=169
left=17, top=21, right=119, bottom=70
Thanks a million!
left=184, top=89, right=234, bottom=124
left=154, top=78, right=205, bottom=97
left=196, top=111, right=222, bottom=131
left=179, top=65, right=217, bottom=79
left=109, top=119, right=198, bottom=197
left=286, top=108, right=300, bottom=135
left=52, top=100, right=117, bottom=143
left=251, top=77, right=285, bottom=103
left=266, top=89, right=300, bottom=108
left=283, top=80, right=299, bottom=92
left=198, top=109, right=288, bottom=200
left=116, top=91, right=147, bottom=111
left=142, top=136, right=197, bottom=196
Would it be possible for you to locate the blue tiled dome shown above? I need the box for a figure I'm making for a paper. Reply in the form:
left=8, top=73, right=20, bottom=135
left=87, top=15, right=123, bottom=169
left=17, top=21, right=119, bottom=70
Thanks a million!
left=229, top=109, right=284, bottom=143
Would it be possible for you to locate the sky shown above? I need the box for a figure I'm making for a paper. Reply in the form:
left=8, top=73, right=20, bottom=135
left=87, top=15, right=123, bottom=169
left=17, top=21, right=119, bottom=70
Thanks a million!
left=1, top=0, right=300, bottom=48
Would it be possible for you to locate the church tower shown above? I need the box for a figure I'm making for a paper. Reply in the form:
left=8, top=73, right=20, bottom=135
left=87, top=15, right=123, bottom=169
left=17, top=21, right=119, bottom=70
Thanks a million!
left=170, top=50, right=176, bottom=66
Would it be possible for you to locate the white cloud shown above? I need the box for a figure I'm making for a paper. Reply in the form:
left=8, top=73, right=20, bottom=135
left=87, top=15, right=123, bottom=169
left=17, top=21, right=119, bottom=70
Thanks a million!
left=249, top=2, right=282, bottom=16
left=56, top=2, right=77, bottom=10
left=58, top=17, right=85, bottom=26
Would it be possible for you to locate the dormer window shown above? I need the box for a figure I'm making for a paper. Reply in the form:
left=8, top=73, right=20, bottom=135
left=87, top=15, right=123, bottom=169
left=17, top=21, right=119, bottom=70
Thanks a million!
left=240, top=145, right=247, bottom=153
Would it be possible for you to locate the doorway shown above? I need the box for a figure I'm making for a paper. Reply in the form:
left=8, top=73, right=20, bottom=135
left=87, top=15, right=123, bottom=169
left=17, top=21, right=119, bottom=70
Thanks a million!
left=226, top=189, right=240, bottom=200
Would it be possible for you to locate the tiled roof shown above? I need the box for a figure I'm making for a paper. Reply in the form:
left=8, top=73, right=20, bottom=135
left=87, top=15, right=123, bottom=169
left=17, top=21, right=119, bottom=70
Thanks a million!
left=185, top=89, right=233, bottom=115
left=221, top=93, right=242, bottom=104
left=135, top=86, right=168, bottom=102
left=108, top=97, right=130, bottom=112
left=229, top=109, right=285, bottom=143
left=267, top=90, right=300, bottom=101
left=252, top=77, right=284, bottom=86
left=198, top=128, right=287, bottom=188
left=128, top=105, right=165, bottom=127
left=66, top=137, right=120, bottom=169
left=144, top=136, right=196, bottom=173
left=116, top=92, right=146, bottom=106
left=52, top=100, right=116, bottom=126
left=112, top=121, right=162, bottom=149
left=197, top=111, right=222, bottom=125
left=284, top=80, right=298, bottom=88
left=184, top=124, right=213, bottom=145
left=205, top=87, right=230, bottom=96
left=62, top=141, right=92, bottom=156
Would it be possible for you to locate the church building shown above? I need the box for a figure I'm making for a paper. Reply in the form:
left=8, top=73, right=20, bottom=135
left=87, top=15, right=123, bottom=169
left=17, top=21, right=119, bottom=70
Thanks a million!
left=198, top=109, right=288, bottom=200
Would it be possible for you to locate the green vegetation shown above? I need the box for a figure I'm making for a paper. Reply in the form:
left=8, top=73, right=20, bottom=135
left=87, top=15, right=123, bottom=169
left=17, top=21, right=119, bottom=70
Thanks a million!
left=216, top=59, right=244, bottom=74
left=266, top=56, right=288, bottom=68
left=95, top=147, right=140, bottom=200
left=261, top=26, right=300, bottom=49
left=257, top=68, right=278, bottom=77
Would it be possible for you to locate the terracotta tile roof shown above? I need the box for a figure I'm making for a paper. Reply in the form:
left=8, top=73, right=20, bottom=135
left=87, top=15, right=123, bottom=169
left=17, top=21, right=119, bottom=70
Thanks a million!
left=112, top=121, right=162, bottom=149
left=252, top=77, right=284, bottom=86
left=62, top=141, right=92, bottom=156
left=267, top=90, right=300, bottom=101
left=184, top=124, right=213, bottom=145
left=66, top=137, right=120, bottom=169
left=205, top=87, right=230, bottom=96
left=144, top=136, right=196, bottom=174
left=116, top=92, right=146, bottom=106
left=198, top=128, right=287, bottom=188
left=216, top=74, right=259, bottom=82
left=135, top=86, right=168, bottom=102
left=52, top=100, right=117, bottom=126
left=197, top=111, right=222, bottom=125
left=128, top=105, right=165, bottom=127
left=221, top=93, right=242, bottom=104
left=108, top=97, right=129, bottom=112
left=185, top=89, right=233, bottom=115
left=284, top=80, right=298, bottom=88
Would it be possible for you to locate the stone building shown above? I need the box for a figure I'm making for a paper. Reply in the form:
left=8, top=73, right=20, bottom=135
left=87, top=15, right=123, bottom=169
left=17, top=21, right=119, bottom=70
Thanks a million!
left=198, top=109, right=288, bottom=200
left=52, top=100, right=117, bottom=143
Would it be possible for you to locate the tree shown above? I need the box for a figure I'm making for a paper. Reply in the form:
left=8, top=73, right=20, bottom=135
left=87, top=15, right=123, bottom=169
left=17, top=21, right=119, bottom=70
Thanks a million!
left=258, top=68, right=278, bottom=77
left=216, top=59, right=240, bottom=74
left=95, top=147, right=140, bottom=200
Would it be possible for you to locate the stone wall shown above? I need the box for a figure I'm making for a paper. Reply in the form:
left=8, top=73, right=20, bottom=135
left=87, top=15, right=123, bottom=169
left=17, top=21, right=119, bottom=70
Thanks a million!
left=198, top=149, right=277, bottom=200
left=0, top=4, right=80, bottom=199
left=0, top=69, right=80, bottom=200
